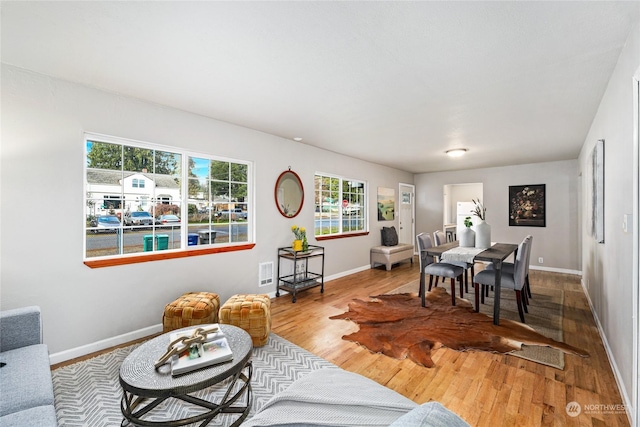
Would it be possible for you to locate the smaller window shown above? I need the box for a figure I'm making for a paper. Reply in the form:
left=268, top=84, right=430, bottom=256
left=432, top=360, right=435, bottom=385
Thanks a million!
left=314, top=173, right=367, bottom=237
left=132, top=178, right=146, bottom=188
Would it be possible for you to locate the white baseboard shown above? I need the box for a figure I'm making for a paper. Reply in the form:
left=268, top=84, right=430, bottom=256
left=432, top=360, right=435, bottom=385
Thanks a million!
left=580, top=280, right=633, bottom=425
left=49, top=323, right=163, bottom=365
left=529, top=265, right=581, bottom=276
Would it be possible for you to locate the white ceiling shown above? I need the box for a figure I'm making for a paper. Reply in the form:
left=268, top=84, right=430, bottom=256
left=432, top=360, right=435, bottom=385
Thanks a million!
left=2, top=1, right=639, bottom=173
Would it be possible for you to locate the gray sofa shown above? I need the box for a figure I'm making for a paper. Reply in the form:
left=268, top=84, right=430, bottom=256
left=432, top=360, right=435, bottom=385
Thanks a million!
left=0, top=306, right=58, bottom=426
left=244, top=368, right=469, bottom=427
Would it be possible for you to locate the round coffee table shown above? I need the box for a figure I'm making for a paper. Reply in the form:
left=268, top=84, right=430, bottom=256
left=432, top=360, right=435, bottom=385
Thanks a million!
left=119, top=324, right=253, bottom=426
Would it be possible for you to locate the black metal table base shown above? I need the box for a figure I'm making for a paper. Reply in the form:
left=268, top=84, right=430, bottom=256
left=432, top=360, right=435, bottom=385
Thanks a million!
left=121, top=362, right=252, bottom=427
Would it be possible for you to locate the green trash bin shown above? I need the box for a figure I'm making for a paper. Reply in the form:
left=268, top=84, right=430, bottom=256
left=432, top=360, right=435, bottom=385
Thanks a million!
left=156, top=234, right=169, bottom=250
left=143, top=235, right=154, bottom=251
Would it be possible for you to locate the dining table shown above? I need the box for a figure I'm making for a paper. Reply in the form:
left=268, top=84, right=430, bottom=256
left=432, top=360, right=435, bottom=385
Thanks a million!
left=422, top=240, right=518, bottom=325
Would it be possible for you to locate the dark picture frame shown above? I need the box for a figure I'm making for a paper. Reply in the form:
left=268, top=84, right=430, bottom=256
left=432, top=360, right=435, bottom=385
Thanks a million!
left=509, top=184, right=546, bottom=227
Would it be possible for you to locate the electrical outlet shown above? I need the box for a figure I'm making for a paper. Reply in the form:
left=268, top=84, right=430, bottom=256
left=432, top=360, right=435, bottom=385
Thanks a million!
left=538, top=257, right=543, bottom=264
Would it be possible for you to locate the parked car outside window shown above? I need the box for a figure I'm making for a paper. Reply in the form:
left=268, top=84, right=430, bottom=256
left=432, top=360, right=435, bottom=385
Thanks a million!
left=124, top=211, right=154, bottom=226
left=89, top=215, right=121, bottom=233
left=157, top=214, right=181, bottom=224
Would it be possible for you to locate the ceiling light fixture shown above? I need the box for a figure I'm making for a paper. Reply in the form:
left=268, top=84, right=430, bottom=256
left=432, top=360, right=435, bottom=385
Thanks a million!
left=293, top=137, right=303, bottom=142
left=446, top=148, right=467, bottom=157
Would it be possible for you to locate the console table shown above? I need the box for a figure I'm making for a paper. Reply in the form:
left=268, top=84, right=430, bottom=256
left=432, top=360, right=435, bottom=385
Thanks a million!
left=276, top=245, right=325, bottom=303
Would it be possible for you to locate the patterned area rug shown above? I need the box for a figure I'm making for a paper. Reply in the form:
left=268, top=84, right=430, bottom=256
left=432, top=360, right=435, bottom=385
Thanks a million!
left=388, top=279, right=568, bottom=369
left=52, top=333, right=336, bottom=426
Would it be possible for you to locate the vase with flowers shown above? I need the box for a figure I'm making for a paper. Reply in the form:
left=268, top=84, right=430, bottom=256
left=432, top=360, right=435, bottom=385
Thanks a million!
left=291, top=225, right=308, bottom=252
left=459, top=216, right=475, bottom=247
left=472, top=198, right=491, bottom=249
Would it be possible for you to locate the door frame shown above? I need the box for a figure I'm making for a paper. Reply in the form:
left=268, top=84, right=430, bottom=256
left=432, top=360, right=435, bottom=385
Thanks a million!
left=398, top=183, right=415, bottom=252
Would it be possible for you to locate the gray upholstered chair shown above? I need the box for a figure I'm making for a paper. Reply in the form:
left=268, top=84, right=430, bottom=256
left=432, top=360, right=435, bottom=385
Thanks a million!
left=416, top=232, right=465, bottom=306
left=433, top=230, right=475, bottom=294
left=473, top=239, right=528, bottom=323
left=485, top=235, right=533, bottom=301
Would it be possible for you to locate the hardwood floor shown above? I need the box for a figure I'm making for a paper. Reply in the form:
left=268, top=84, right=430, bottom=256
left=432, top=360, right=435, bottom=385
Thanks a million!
left=270, top=258, right=629, bottom=427
left=52, top=258, right=629, bottom=426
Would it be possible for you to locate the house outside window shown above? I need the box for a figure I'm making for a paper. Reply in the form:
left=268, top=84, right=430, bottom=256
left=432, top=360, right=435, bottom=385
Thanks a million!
left=84, top=133, right=253, bottom=261
left=314, top=173, right=367, bottom=237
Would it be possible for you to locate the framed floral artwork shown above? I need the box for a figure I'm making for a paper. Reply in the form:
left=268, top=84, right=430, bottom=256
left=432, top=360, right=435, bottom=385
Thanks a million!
left=509, top=184, right=546, bottom=227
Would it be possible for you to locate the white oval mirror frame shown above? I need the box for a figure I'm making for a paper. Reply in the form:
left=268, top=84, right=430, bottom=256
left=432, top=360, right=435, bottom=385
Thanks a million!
left=275, top=170, right=304, bottom=218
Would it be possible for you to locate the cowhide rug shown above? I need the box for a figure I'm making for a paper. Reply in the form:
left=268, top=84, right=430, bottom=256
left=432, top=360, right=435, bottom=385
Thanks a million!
left=329, top=287, right=589, bottom=368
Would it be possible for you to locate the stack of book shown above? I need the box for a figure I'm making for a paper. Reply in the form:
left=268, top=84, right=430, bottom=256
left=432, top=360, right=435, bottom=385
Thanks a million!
left=169, top=325, right=233, bottom=376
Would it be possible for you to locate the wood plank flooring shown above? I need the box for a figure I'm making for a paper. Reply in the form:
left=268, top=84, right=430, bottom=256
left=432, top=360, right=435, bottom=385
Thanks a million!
left=52, top=257, right=629, bottom=426
left=270, top=258, right=630, bottom=427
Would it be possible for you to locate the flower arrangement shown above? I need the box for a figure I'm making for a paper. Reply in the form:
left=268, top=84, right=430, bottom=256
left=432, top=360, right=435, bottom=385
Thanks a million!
left=464, top=216, right=473, bottom=228
left=472, top=198, right=486, bottom=221
left=291, top=225, right=308, bottom=251
left=291, top=225, right=306, bottom=240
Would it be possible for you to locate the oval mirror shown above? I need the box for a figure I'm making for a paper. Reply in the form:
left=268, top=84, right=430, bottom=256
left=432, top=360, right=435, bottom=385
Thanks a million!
left=275, top=170, right=304, bottom=218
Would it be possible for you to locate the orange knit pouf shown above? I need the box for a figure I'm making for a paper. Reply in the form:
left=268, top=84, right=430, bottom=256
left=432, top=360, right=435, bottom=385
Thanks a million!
left=162, top=292, right=220, bottom=333
left=219, top=294, right=271, bottom=347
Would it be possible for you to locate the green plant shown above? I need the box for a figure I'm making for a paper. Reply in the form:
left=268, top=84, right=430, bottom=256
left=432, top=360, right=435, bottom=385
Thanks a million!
left=464, top=216, right=473, bottom=228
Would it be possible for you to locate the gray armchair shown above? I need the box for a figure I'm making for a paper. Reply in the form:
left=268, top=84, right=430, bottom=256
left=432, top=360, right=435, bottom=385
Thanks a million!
left=0, top=306, right=58, bottom=426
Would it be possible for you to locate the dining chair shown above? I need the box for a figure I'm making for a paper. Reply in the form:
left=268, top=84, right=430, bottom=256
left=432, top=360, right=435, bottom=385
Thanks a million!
left=473, top=239, right=528, bottom=323
left=433, top=230, right=474, bottom=294
left=485, top=235, right=533, bottom=301
left=416, top=232, right=465, bottom=306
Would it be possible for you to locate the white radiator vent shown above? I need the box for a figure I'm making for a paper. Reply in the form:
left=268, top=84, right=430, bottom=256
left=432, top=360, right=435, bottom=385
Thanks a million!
left=259, top=262, right=274, bottom=287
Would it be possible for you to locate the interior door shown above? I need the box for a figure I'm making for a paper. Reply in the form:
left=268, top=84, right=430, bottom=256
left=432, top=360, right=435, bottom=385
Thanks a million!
left=398, top=183, right=415, bottom=249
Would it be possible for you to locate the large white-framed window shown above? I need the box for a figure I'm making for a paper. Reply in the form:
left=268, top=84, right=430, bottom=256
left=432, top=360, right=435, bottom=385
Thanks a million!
left=314, top=173, right=367, bottom=237
left=84, top=133, right=253, bottom=265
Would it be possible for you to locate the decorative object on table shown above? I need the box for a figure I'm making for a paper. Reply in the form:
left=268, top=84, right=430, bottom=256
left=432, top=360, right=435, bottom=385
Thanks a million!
left=459, top=216, right=475, bottom=247
left=472, top=198, right=491, bottom=249
left=275, top=168, right=304, bottom=218
left=153, top=325, right=233, bottom=376
left=330, top=286, right=588, bottom=369
left=291, top=225, right=307, bottom=252
left=591, top=140, right=604, bottom=243
left=377, top=187, right=395, bottom=221
left=162, top=291, right=220, bottom=333
left=509, top=184, right=546, bottom=227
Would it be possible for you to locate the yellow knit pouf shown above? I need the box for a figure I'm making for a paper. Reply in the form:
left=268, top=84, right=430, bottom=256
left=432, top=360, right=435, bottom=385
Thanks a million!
left=219, top=294, right=271, bottom=347
left=162, top=292, right=220, bottom=333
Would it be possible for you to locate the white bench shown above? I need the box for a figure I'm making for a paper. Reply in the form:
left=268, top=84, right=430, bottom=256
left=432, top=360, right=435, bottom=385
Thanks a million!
left=370, top=243, right=414, bottom=271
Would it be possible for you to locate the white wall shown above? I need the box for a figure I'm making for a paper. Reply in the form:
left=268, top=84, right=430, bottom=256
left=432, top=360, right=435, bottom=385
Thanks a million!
left=415, top=160, right=580, bottom=272
left=579, top=21, right=640, bottom=419
left=0, top=65, right=413, bottom=358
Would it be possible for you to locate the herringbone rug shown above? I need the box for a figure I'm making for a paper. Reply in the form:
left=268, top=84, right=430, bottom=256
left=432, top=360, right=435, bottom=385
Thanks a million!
left=52, top=333, right=336, bottom=426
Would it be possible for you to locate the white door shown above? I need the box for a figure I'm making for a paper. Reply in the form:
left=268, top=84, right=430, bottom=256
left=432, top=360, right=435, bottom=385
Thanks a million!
left=398, top=183, right=415, bottom=248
